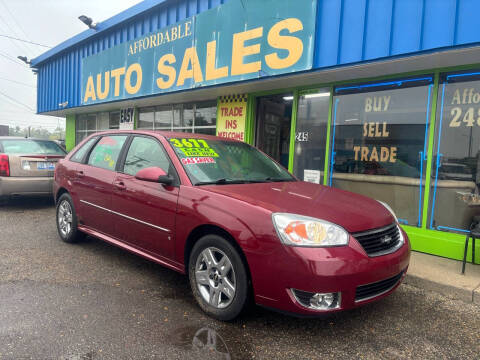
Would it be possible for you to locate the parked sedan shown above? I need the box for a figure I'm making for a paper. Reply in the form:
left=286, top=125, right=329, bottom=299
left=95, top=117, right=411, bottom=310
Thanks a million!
left=0, top=137, right=67, bottom=200
left=53, top=131, right=410, bottom=320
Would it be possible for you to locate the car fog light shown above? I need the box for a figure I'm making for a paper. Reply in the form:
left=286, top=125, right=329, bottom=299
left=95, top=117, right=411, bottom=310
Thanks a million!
left=291, top=289, right=341, bottom=311
left=311, top=293, right=335, bottom=309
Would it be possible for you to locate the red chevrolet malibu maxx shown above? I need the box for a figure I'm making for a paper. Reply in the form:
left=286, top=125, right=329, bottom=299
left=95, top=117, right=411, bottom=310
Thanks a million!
left=54, top=131, right=410, bottom=320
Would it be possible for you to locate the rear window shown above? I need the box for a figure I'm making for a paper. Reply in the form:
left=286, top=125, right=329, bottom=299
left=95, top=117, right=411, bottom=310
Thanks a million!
left=0, top=139, right=67, bottom=155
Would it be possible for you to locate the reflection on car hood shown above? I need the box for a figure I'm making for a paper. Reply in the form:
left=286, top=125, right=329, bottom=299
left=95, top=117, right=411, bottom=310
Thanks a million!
left=203, top=181, right=395, bottom=233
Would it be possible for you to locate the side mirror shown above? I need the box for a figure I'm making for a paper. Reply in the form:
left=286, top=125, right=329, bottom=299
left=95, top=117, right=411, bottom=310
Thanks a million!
left=135, top=167, right=173, bottom=185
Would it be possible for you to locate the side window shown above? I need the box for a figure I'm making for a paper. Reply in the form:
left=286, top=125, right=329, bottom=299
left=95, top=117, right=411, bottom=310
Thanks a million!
left=70, top=137, right=97, bottom=163
left=87, top=135, right=127, bottom=170
left=123, top=136, right=172, bottom=176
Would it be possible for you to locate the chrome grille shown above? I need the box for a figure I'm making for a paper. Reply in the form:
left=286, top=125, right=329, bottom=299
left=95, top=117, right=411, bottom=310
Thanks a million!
left=353, top=223, right=402, bottom=256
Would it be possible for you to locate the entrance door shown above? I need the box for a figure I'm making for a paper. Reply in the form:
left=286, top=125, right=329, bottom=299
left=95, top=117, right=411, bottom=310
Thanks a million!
left=255, top=94, right=293, bottom=168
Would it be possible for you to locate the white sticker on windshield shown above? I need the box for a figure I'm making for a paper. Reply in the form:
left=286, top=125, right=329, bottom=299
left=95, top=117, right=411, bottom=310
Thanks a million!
left=304, top=169, right=321, bottom=184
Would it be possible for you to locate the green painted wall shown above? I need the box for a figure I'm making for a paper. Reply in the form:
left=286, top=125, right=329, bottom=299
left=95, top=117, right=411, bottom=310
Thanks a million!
left=65, top=114, right=75, bottom=152
left=404, top=225, right=479, bottom=262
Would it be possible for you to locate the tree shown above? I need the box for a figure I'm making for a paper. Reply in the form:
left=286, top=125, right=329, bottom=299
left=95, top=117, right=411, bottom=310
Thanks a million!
left=7, top=126, right=65, bottom=139
left=8, top=126, right=23, bottom=136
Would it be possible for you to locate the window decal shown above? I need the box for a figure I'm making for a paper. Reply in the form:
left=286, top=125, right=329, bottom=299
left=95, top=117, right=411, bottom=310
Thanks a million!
left=181, top=157, right=216, bottom=165
left=169, top=138, right=219, bottom=157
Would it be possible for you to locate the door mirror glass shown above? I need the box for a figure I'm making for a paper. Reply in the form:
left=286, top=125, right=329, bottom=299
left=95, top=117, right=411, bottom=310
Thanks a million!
left=135, top=167, right=173, bottom=185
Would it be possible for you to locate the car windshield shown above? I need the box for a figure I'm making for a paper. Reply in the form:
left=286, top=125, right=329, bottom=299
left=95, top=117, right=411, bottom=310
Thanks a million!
left=167, top=137, right=295, bottom=185
left=0, top=139, right=66, bottom=155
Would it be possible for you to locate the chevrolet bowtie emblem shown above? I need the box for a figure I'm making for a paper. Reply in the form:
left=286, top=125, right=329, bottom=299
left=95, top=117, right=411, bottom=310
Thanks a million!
left=381, top=235, right=392, bottom=244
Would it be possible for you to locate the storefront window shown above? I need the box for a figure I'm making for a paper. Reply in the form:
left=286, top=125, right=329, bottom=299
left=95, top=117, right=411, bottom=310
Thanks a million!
left=293, top=89, right=330, bottom=184
left=98, top=112, right=109, bottom=130
left=109, top=112, right=120, bottom=129
left=429, top=72, right=480, bottom=233
left=86, top=115, right=96, bottom=131
left=330, top=77, right=433, bottom=226
left=76, top=114, right=97, bottom=144
left=195, top=127, right=216, bottom=135
left=138, top=108, right=155, bottom=129
left=137, top=101, right=217, bottom=134
left=195, top=101, right=217, bottom=127
left=155, top=106, right=173, bottom=128
left=183, top=104, right=194, bottom=127
left=173, top=105, right=182, bottom=127
left=76, top=112, right=121, bottom=144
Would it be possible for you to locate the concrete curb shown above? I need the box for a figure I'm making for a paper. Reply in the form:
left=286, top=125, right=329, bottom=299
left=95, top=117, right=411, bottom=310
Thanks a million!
left=403, top=251, right=480, bottom=305
left=474, top=285, right=480, bottom=305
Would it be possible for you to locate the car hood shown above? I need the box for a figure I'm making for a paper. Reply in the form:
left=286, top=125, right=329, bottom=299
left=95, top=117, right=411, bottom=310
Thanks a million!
left=203, top=181, right=395, bottom=233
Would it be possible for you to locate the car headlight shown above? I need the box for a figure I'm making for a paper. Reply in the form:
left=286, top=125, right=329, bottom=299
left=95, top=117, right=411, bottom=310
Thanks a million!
left=272, top=213, right=349, bottom=247
left=377, top=200, right=398, bottom=223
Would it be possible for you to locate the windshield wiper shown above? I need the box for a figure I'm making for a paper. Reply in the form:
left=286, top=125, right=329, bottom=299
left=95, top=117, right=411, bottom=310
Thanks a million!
left=263, top=177, right=295, bottom=182
left=195, top=177, right=294, bottom=186
left=195, top=178, right=251, bottom=186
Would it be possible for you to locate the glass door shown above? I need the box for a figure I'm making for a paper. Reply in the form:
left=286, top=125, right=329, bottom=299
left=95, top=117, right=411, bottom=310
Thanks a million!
left=255, top=94, right=293, bottom=168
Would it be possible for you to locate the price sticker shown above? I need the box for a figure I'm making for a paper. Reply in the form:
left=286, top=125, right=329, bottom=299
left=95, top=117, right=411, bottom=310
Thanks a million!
left=169, top=138, right=219, bottom=157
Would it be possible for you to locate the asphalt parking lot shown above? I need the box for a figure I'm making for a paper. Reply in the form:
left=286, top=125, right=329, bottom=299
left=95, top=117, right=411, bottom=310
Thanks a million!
left=0, top=198, right=479, bottom=360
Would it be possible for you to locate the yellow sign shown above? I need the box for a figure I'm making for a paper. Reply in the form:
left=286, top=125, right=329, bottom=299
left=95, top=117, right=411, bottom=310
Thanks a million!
left=216, top=95, right=247, bottom=141
left=169, top=138, right=219, bottom=157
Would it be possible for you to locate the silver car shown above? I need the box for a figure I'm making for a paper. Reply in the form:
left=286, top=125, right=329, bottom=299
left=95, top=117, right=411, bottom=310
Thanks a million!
left=0, top=137, right=67, bottom=200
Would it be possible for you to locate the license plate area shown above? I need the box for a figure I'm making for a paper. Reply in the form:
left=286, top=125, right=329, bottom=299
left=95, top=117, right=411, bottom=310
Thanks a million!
left=37, top=162, right=56, bottom=170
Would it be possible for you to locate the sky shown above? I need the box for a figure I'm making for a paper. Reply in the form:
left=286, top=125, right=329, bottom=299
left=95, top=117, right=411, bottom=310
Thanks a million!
left=0, top=0, right=142, bottom=132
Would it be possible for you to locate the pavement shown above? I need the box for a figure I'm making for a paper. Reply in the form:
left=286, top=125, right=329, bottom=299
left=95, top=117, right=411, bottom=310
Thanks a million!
left=405, top=251, right=480, bottom=305
left=0, top=197, right=479, bottom=359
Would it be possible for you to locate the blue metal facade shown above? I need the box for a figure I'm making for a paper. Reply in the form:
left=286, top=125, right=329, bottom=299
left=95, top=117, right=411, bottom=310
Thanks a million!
left=33, top=0, right=480, bottom=114
left=33, top=0, right=229, bottom=113
left=314, top=0, right=480, bottom=68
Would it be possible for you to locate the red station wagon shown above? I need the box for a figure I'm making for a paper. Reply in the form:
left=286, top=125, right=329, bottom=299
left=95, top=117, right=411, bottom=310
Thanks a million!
left=54, top=131, right=410, bottom=320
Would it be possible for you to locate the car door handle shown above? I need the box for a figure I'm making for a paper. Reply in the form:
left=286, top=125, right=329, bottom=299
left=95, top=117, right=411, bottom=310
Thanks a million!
left=76, top=170, right=84, bottom=178
left=114, top=181, right=126, bottom=190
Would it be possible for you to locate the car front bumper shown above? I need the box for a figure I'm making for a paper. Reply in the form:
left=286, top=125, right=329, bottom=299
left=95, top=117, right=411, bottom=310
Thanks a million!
left=0, top=176, right=54, bottom=197
left=251, top=227, right=411, bottom=316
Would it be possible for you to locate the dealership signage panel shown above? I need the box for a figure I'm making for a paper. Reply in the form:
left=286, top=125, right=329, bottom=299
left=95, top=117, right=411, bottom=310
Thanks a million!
left=81, top=0, right=316, bottom=105
left=119, top=108, right=135, bottom=130
left=216, top=95, right=247, bottom=141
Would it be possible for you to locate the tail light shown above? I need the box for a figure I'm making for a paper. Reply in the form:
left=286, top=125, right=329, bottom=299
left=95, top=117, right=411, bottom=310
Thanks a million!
left=0, top=154, right=10, bottom=176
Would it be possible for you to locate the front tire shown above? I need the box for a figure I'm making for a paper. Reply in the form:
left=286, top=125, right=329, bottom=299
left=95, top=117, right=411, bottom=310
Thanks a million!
left=189, top=235, right=249, bottom=321
left=56, top=193, right=84, bottom=243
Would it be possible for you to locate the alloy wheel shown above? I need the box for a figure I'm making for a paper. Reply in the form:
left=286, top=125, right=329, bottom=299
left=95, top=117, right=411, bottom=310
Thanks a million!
left=57, top=200, right=73, bottom=237
left=195, top=247, right=236, bottom=309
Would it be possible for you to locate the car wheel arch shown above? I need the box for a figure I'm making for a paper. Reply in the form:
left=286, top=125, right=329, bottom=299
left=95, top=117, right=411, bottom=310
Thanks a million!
left=56, top=187, right=69, bottom=203
left=184, top=224, right=253, bottom=291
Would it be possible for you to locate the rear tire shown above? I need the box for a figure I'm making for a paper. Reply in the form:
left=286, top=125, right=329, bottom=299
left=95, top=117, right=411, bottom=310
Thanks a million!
left=189, top=234, right=249, bottom=321
left=56, top=193, right=85, bottom=243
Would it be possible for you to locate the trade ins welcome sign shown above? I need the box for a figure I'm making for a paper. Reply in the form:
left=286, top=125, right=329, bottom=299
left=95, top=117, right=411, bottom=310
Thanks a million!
left=81, top=0, right=316, bottom=105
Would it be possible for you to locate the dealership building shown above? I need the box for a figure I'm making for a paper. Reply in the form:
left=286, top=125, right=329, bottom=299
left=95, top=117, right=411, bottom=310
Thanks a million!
left=31, top=0, right=480, bottom=262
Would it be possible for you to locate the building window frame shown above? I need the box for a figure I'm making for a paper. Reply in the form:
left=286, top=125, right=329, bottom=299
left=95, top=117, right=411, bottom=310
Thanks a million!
left=75, top=111, right=121, bottom=145
left=137, top=100, right=217, bottom=134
